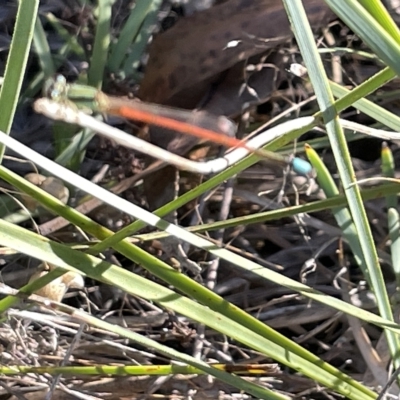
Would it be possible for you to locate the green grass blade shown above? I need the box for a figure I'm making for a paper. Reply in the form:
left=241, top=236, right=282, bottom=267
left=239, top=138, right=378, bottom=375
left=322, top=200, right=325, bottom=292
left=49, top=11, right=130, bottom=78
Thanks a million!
left=0, top=363, right=265, bottom=376
left=324, top=0, right=400, bottom=78
left=305, top=144, right=369, bottom=282
left=0, top=158, right=399, bottom=339
left=121, top=0, right=163, bottom=78
left=358, top=0, right=400, bottom=41
left=381, top=143, right=400, bottom=290
left=108, top=0, right=154, bottom=73
left=33, top=15, right=55, bottom=77
left=87, top=0, right=114, bottom=88
left=285, top=0, right=400, bottom=369
left=331, top=67, right=395, bottom=115
left=0, top=0, right=39, bottom=162
left=45, top=12, right=86, bottom=58
left=0, top=218, right=376, bottom=399
left=381, top=143, right=397, bottom=208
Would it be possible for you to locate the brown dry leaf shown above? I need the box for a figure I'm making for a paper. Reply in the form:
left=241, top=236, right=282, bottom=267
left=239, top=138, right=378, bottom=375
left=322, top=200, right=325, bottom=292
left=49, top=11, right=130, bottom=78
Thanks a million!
left=29, top=263, right=84, bottom=302
left=138, top=0, right=334, bottom=108
left=139, top=0, right=334, bottom=209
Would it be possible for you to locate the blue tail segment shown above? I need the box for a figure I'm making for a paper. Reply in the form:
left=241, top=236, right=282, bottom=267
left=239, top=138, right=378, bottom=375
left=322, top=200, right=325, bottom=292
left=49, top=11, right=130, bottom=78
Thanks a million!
left=291, top=157, right=314, bottom=178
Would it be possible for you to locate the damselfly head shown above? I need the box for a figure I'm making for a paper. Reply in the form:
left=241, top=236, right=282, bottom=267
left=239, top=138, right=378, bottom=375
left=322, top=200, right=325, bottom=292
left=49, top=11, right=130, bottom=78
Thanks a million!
left=43, top=75, right=68, bottom=101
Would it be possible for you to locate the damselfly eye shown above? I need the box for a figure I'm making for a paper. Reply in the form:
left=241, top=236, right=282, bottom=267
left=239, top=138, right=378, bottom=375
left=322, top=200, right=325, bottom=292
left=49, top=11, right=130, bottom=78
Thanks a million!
left=43, top=75, right=68, bottom=100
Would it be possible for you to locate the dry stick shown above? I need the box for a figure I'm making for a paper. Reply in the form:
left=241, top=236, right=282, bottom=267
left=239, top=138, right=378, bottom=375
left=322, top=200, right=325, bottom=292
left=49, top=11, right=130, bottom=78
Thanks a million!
left=34, top=99, right=305, bottom=174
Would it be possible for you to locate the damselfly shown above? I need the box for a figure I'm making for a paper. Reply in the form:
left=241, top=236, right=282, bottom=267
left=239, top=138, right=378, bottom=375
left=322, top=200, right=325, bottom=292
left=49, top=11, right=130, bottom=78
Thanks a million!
left=41, top=75, right=312, bottom=177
